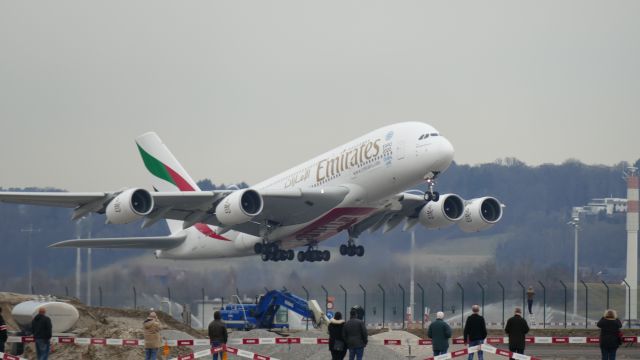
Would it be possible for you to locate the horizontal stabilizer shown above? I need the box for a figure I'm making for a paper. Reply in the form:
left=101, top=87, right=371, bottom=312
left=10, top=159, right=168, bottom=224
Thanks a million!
left=50, top=234, right=186, bottom=249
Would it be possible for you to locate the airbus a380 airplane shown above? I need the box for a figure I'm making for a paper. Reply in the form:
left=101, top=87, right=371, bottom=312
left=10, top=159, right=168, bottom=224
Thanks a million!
left=0, top=122, right=503, bottom=263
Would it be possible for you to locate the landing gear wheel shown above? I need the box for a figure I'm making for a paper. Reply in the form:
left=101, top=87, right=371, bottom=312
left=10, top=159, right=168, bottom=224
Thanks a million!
left=279, top=250, right=288, bottom=261
left=254, top=243, right=264, bottom=254
left=347, top=246, right=356, bottom=257
left=297, top=251, right=305, bottom=262
left=356, top=245, right=365, bottom=257
left=431, top=191, right=440, bottom=202
left=261, top=253, right=269, bottom=262
left=323, top=250, right=331, bottom=261
left=340, top=244, right=348, bottom=256
left=287, top=250, right=294, bottom=261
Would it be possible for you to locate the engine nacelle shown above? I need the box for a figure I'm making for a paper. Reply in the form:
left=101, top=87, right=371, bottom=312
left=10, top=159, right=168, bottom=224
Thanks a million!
left=457, top=197, right=503, bottom=232
left=216, top=189, right=263, bottom=226
left=418, top=194, right=465, bottom=229
left=105, top=188, right=154, bottom=224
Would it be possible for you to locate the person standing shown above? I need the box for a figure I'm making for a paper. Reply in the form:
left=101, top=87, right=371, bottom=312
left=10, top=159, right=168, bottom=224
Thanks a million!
left=342, top=308, right=368, bottom=360
left=505, top=307, right=529, bottom=359
left=208, top=310, right=228, bottom=360
left=328, top=311, right=347, bottom=360
left=463, top=305, right=487, bottom=360
left=143, top=312, right=162, bottom=360
left=0, top=308, right=8, bottom=353
left=428, top=311, right=452, bottom=356
left=597, top=309, right=622, bottom=360
left=31, top=307, right=52, bottom=360
left=526, top=287, right=535, bottom=315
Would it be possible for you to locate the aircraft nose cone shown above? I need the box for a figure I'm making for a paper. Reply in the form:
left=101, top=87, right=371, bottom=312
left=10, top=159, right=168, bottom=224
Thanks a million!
left=434, top=136, right=455, bottom=171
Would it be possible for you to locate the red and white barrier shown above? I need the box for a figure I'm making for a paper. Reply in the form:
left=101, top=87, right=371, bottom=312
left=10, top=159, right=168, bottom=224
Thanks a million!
left=424, top=344, right=541, bottom=360
left=6, top=335, right=639, bottom=347
left=169, top=345, right=280, bottom=360
left=1, top=352, right=28, bottom=360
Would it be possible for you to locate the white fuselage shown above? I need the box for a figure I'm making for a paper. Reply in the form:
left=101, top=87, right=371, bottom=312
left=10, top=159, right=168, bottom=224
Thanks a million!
left=156, top=122, right=454, bottom=260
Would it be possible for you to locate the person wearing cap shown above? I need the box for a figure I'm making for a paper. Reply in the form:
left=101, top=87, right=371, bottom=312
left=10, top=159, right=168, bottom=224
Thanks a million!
left=463, top=305, right=487, bottom=360
left=504, top=307, right=529, bottom=359
left=428, top=311, right=452, bottom=356
left=31, top=307, right=52, bottom=360
left=0, top=307, right=8, bottom=353
left=208, top=310, right=228, bottom=360
left=143, top=312, right=162, bottom=360
left=342, top=307, right=368, bottom=360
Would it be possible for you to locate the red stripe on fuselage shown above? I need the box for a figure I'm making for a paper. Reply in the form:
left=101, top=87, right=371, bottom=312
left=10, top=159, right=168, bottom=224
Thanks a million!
left=162, top=164, right=230, bottom=241
left=291, top=207, right=376, bottom=242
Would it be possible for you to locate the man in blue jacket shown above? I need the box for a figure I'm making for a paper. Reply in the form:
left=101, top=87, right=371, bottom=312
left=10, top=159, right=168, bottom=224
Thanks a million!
left=428, top=311, right=452, bottom=356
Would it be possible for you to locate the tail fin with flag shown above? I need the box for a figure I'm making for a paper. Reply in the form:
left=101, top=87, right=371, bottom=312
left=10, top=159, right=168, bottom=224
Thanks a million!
left=135, top=132, right=201, bottom=233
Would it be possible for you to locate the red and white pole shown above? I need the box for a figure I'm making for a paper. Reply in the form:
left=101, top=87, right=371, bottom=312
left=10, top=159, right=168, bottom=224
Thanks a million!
left=625, top=167, right=638, bottom=322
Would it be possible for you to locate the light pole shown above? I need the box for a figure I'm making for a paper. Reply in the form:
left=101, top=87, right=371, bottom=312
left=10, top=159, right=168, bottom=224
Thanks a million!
left=568, top=216, right=580, bottom=317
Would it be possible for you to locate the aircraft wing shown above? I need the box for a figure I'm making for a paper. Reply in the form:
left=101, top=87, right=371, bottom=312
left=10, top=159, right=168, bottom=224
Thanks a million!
left=50, top=234, right=187, bottom=249
left=349, top=192, right=427, bottom=236
left=0, top=187, right=350, bottom=235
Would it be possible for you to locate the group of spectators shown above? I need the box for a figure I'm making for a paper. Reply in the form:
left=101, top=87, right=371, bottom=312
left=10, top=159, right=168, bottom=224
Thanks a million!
left=0, top=302, right=626, bottom=360
left=427, top=305, right=624, bottom=360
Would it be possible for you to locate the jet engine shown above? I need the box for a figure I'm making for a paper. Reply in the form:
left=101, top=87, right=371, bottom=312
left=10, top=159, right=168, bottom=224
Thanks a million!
left=418, top=194, right=465, bottom=229
left=105, top=188, right=154, bottom=224
left=216, top=189, right=263, bottom=226
left=457, top=197, right=503, bottom=232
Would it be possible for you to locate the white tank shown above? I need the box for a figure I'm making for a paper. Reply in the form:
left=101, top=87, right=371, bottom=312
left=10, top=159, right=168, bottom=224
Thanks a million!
left=11, top=299, right=79, bottom=333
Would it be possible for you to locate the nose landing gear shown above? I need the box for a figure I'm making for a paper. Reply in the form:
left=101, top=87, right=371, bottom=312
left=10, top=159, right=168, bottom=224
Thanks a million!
left=424, top=173, right=440, bottom=203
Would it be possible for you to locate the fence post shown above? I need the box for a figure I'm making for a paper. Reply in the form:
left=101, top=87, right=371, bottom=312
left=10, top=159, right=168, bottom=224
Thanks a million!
left=477, top=282, right=485, bottom=316
left=321, top=285, right=329, bottom=313
left=600, top=280, right=610, bottom=310
left=622, top=280, right=630, bottom=329
left=497, top=281, right=505, bottom=327
left=456, top=282, right=464, bottom=328
left=398, top=284, right=405, bottom=329
left=359, top=284, right=367, bottom=325
left=559, top=280, right=567, bottom=329
left=436, top=282, right=444, bottom=311
left=133, top=287, right=137, bottom=310
left=339, top=284, right=347, bottom=317
left=517, top=281, right=525, bottom=314
left=65, top=286, right=69, bottom=297
left=31, top=285, right=35, bottom=295
left=416, top=283, right=425, bottom=329
left=378, top=284, right=386, bottom=329
left=538, top=281, right=546, bottom=329
left=201, top=288, right=205, bottom=330
left=98, top=286, right=103, bottom=307
left=580, top=280, right=588, bottom=329
left=302, top=286, right=310, bottom=331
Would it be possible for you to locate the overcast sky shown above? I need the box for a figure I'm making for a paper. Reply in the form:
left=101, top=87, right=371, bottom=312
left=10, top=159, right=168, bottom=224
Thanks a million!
left=1, top=1, right=639, bottom=191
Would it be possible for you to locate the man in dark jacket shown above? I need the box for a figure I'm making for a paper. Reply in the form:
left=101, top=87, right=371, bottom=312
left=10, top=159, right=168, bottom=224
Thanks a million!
left=428, top=311, right=452, bottom=356
left=31, top=307, right=52, bottom=360
left=208, top=311, right=228, bottom=360
left=463, top=305, right=487, bottom=360
left=0, top=308, right=8, bottom=353
left=504, top=307, right=529, bottom=359
left=342, top=308, right=367, bottom=360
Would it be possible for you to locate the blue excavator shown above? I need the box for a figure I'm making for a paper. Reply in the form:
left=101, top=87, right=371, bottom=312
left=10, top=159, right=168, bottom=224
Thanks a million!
left=219, top=289, right=329, bottom=330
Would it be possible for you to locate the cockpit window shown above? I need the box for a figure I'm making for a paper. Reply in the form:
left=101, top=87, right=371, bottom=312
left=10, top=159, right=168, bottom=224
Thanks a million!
left=419, top=134, right=425, bottom=140
left=430, top=133, right=439, bottom=136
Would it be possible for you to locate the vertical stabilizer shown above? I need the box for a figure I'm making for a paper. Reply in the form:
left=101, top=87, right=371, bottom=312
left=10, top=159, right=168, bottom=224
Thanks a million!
left=136, top=132, right=201, bottom=233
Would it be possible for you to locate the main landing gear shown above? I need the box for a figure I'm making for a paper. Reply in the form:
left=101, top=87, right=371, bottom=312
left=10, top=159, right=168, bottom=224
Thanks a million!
left=254, top=242, right=295, bottom=262
left=339, top=238, right=365, bottom=257
left=424, top=172, right=440, bottom=203
left=297, top=246, right=330, bottom=262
